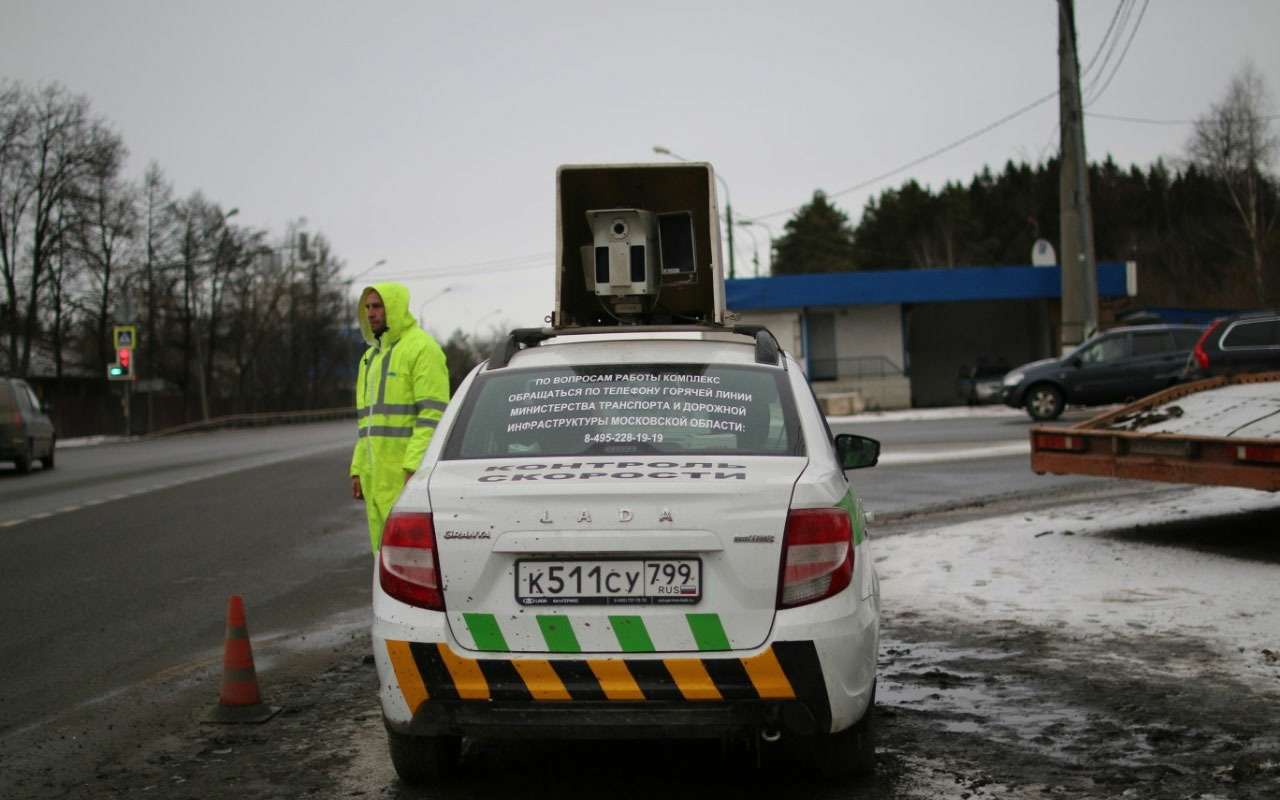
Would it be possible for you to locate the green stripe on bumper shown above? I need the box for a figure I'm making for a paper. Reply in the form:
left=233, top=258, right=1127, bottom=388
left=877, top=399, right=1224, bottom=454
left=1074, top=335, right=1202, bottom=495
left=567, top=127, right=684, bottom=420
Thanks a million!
left=536, top=615, right=582, bottom=653
left=686, top=613, right=731, bottom=651
left=609, top=616, right=655, bottom=652
left=463, top=613, right=510, bottom=652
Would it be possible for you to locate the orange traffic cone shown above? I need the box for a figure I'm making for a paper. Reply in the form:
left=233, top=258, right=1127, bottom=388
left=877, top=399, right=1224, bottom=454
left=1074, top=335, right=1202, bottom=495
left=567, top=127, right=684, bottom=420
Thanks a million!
left=204, top=595, right=281, bottom=723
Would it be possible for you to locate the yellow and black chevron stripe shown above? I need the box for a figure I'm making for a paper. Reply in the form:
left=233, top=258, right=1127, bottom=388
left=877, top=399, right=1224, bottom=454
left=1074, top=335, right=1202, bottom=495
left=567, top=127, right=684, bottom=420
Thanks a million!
left=386, top=639, right=830, bottom=727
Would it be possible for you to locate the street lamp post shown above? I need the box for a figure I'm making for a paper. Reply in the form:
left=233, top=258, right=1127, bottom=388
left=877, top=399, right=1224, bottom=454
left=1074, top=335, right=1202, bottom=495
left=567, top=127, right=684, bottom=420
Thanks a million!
left=417, top=285, right=455, bottom=326
left=652, top=145, right=736, bottom=279
left=736, top=224, right=760, bottom=278
left=737, top=219, right=776, bottom=277
left=350, top=258, right=388, bottom=285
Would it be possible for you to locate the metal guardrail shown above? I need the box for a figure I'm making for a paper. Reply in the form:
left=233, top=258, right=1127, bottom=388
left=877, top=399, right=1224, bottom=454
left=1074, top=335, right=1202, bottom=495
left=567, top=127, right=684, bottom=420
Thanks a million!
left=148, top=407, right=356, bottom=438
left=810, top=356, right=904, bottom=381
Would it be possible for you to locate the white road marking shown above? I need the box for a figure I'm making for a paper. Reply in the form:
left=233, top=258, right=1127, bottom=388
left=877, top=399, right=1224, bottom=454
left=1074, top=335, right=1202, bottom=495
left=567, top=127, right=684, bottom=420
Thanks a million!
left=878, top=441, right=1030, bottom=465
left=1, top=439, right=348, bottom=530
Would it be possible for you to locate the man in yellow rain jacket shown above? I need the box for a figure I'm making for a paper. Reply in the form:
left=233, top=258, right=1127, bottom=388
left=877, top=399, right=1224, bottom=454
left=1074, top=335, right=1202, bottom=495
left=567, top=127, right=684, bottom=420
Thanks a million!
left=350, top=282, right=449, bottom=552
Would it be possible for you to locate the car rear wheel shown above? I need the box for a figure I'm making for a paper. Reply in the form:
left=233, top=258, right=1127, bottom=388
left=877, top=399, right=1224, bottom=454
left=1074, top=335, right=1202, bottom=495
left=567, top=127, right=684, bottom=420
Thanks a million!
left=14, top=439, right=32, bottom=474
left=1025, top=384, right=1065, bottom=421
left=806, top=685, right=876, bottom=779
left=386, top=727, right=460, bottom=786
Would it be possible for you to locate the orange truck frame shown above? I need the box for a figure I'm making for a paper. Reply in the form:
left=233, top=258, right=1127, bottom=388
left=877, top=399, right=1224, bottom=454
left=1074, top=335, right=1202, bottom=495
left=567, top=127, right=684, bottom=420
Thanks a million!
left=1029, top=372, right=1280, bottom=492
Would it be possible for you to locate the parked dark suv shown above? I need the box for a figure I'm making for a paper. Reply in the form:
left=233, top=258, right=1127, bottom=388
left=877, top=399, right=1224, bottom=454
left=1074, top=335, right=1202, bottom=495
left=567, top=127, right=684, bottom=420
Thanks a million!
left=1002, top=324, right=1204, bottom=421
left=1, top=377, right=56, bottom=473
left=1184, top=310, right=1280, bottom=379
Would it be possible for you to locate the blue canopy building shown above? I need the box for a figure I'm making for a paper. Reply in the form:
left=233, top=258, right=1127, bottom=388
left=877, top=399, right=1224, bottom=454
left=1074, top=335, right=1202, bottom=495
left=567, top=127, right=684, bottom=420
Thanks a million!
left=725, top=261, right=1138, bottom=409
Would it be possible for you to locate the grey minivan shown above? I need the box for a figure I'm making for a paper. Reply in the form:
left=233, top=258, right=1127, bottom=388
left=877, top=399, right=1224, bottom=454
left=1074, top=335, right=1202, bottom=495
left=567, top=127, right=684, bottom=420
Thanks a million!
left=1001, top=324, right=1205, bottom=421
left=1, top=377, right=56, bottom=473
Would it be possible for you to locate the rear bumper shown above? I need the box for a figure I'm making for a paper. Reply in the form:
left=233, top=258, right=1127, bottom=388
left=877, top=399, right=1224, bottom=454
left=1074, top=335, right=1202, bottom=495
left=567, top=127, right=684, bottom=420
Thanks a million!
left=374, top=584, right=878, bottom=739
left=377, top=638, right=836, bottom=739
left=392, top=698, right=822, bottom=739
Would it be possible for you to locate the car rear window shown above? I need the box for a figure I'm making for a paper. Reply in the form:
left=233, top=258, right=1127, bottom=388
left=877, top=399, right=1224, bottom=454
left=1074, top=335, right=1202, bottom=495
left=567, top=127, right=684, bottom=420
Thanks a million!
left=1222, top=319, right=1280, bottom=349
left=444, top=363, right=803, bottom=459
left=0, top=382, right=15, bottom=411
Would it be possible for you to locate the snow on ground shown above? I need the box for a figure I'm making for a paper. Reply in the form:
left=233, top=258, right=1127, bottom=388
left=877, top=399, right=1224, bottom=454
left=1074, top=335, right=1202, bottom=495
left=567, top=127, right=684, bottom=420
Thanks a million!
left=829, top=405, right=1028, bottom=424
left=1126, top=380, right=1280, bottom=438
left=829, top=403, right=1124, bottom=425
left=873, top=485, right=1280, bottom=695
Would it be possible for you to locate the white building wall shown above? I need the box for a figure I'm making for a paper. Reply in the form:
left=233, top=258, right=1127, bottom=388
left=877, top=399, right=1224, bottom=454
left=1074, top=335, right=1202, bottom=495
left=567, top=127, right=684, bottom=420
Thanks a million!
left=824, top=304, right=910, bottom=410
left=733, top=305, right=912, bottom=411
left=831, top=304, right=905, bottom=372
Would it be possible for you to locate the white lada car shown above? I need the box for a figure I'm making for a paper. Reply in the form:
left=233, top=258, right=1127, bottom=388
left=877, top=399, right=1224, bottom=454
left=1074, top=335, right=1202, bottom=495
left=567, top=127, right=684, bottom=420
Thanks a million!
left=372, top=325, right=881, bottom=784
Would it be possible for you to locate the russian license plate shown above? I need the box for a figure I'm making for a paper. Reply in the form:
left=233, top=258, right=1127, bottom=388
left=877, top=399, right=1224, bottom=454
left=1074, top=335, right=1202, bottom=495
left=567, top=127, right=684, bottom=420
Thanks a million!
left=516, top=558, right=702, bottom=606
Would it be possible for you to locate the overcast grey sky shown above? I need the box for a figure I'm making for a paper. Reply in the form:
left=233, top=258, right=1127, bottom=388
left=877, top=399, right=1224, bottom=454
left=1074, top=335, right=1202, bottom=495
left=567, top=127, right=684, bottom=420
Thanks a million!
left=4, top=1, right=1278, bottom=338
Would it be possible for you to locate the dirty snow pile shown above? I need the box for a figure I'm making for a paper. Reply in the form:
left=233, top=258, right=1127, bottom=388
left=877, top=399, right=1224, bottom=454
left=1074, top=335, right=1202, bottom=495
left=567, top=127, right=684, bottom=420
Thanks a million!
left=1130, top=381, right=1280, bottom=438
left=874, top=486, right=1280, bottom=695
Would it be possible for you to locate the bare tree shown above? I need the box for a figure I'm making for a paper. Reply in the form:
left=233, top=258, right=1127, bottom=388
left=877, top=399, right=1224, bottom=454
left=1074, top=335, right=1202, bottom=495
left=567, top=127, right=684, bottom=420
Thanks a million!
left=1188, top=62, right=1280, bottom=302
left=0, top=81, right=34, bottom=373
left=136, top=163, right=176, bottom=385
left=72, top=136, right=135, bottom=373
left=0, top=82, right=124, bottom=375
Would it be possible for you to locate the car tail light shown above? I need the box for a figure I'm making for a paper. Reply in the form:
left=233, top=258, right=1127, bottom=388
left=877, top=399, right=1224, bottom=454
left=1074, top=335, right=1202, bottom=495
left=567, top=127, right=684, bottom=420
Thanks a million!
left=778, top=507, right=853, bottom=609
left=1237, top=444, right=1280, bottom=464
left=1033, top=432, right=1087, bottom=452
left=379, top=512, right=445, bottom=611
left=1192, top=319, right=1224, bottom=370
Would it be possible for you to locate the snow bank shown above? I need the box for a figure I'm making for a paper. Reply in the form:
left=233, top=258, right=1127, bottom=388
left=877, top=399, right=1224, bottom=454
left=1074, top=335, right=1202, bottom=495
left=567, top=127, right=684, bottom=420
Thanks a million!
left=874, top=486, right=1280, bottom=694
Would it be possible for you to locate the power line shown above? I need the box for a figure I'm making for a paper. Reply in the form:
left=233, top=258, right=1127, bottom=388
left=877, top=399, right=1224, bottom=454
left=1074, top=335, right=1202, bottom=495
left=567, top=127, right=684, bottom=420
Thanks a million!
left=1086, top=111, right=1280, bottom=125
left=748, top=89, right=1061, bottom=222
left=745, top=1, right=1148, bottom=226
left=373, top=258, right=553, bottom=283
left=351, top=251, right=553, bottom=283
left=1080, top=0, right=1131, bottom=82
left=1082, top=0, right=1136, bottom=102
left=1085, top=0, right=1149, bottom=106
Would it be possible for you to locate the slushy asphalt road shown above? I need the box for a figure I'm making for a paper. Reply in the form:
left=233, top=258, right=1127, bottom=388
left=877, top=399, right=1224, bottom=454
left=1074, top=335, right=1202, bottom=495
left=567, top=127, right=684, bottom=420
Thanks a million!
left=0, top=410, right=1126, bottom=740
left=0, top=422, right=369, bottom=738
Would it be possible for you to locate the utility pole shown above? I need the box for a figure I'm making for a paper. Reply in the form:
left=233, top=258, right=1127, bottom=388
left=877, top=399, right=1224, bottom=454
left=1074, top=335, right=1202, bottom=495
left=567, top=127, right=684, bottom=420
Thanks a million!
left=1057, top=0, right=1099, bottom=353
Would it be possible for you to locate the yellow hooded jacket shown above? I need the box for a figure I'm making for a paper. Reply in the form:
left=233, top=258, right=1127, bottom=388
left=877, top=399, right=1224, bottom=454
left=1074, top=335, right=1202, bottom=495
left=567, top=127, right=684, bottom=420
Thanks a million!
left=349, top=282, right=450, bottom=552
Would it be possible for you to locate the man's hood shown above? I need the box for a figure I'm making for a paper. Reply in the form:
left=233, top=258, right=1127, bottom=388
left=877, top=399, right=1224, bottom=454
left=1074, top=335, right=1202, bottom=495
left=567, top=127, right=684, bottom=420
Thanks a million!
left=357, top=282, right=417, bottom=346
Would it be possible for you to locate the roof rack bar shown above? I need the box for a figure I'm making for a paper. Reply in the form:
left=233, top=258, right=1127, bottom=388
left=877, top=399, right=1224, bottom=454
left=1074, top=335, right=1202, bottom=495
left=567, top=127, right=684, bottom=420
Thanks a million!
left=488, top=328, right=554, bottom=369
left=486, top=324, right=783, bottom=370
left=731, top=325, right=781, bottom=366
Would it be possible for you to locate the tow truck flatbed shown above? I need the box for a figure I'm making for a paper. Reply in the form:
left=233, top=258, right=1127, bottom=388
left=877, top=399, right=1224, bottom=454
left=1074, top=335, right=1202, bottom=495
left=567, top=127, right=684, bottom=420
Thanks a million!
left=1029, top=372, right=1280, bottom=491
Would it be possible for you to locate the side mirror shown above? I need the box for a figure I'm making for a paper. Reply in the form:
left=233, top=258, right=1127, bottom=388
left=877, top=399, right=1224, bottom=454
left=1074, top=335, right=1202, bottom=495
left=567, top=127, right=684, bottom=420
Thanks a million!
left=1069, top=356, right=1082, bottom=368
left=835, top=433, right=880, bottom=470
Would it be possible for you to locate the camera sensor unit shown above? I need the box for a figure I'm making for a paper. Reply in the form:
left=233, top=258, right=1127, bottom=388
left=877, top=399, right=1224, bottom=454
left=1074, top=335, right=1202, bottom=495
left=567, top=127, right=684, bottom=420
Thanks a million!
left=581, top=209, right=660, bottom=306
